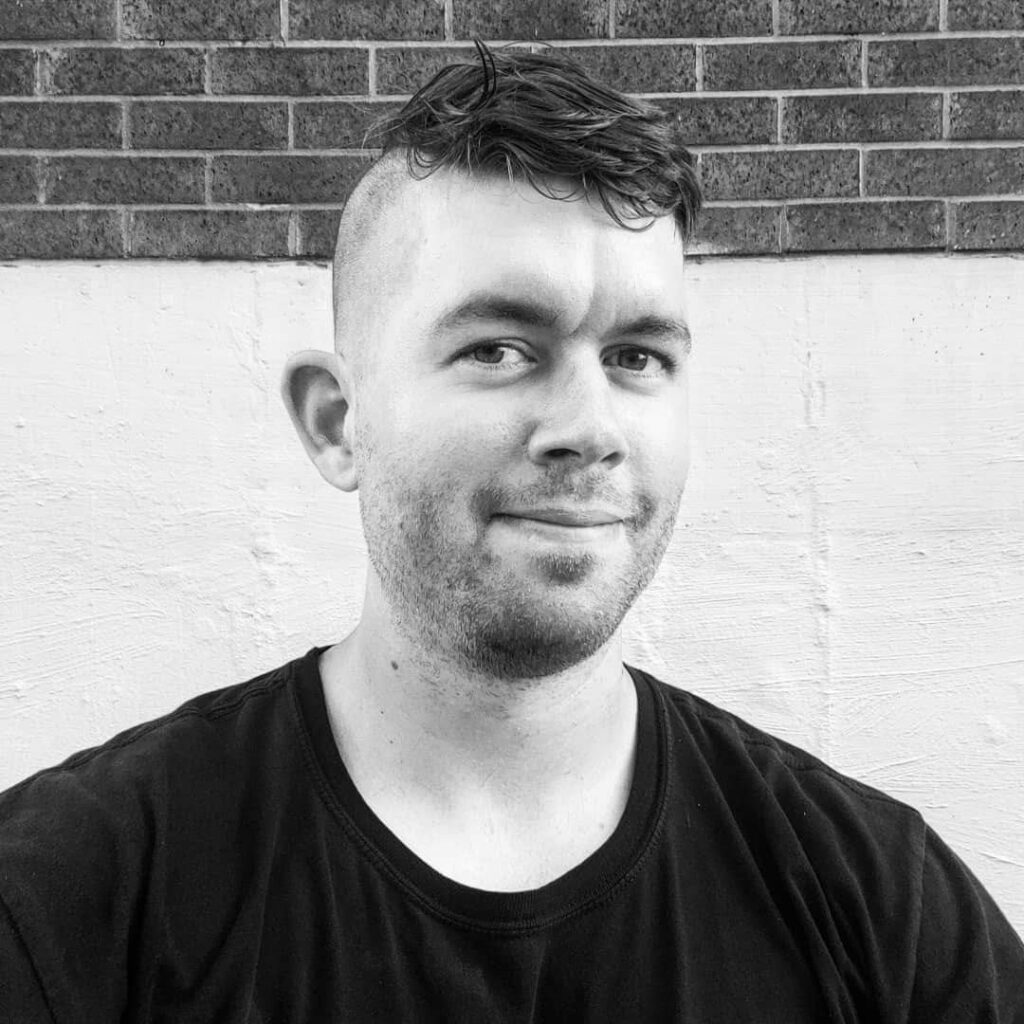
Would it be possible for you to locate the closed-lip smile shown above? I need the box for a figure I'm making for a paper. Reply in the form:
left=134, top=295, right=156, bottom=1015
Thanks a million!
left=498, top=508, right=623, bottom=527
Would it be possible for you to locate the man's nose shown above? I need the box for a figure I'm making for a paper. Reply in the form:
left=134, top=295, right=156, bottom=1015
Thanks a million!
left=525, top=358, right=629, bottom=469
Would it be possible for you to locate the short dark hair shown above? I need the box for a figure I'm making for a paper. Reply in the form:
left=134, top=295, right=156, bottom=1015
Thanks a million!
left=369, top=41, right=703, bottom=242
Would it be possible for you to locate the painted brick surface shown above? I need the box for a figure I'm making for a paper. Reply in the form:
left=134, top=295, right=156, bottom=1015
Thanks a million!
left=783, top=94, right=943, bottom=144
left=701, top=150, right=860, bottom=201
left=130, top=101, right=289, bottom=150
left=0, top=0, right=115, bottom=41
left=0, top=101, right=122, bottom=148
left=953, top=201, right=1024, bottom=249
left=121, top=0, right=280, bottom=41
left=654, top=97, right=776, bottom=146
left=785, top=201, right=946, bottom=252
left=212, top=48, right=368, bottom=96
left=0, top=50, right=35, bottom=95
left=616, top=0, right=772, bottom=37
left=0, top=0, right=1021, bottom=257
left=291, top=0, right=445, bottom=40
left=703, top=42, right=860, bottom=92
left=130, top=209, right=291, bottom=256
left=42, top=156, right=205, bottom=204
left=778, top=0, right=937, bottom=34
left=44, top=47, right=205, bottom=96
left=949, top=92, right=1024, bottom=141
left=452, top=0, right=607, bottom=40
left=869, top=39, right=1024, bottom=88
left=0, top=209, right=122, bottom=256
left=867, top=149, right=1024, bottom=197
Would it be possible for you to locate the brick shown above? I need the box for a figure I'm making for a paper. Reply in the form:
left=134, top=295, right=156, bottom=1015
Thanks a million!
left=44, top=47, right=204, bottom=96
left=211, top=48, right=367, bottom=96
left=0, top=101, right=122, bottom=148
left=0, top=209, right=122, bottom=257
left=703, top=41, right=860, bottom=92
left=867, top=148, right=1024, bottom=196
left=869, top=39, right=1024, bottom=88
left=375, top=45, right=480, bottom=95
left=295, top=207, right=343, bottom=257
left=292, top=0, right=443, bottom=40
left=653, top=97, right=776, bottom=146
left=785, top=200, right=945, bottom=252
left=41, top=155, right=204, bottom=203
left=552, top=45, right=695, bottom=93
left=948, top=0, right=1024, bottom=30
left=0, top=0, right=115, bottom=40
left=130, top=101, right=288, bottom=150
left=779, top=0, right=937, bottom=33
left=950, top=92, right=1024, bottom=141
left=129, top=209, right=290, bottom=257
left=453, top=0, right=606, bottom=39
left=211, top=154, right=368, bottom=203
left=0, top=155, right=36, bottom=202
left=784, top=94, right=942, bottom=144
left=690, top=205, right=780, bottom=255
left=0, top=50, right=35, bottom=96
left=294, top=100, right=403, bottom=149
left=700, top=150, right=859, bottom=202
left=122, top=0, right=279, bottom=41
left=617, top=0, right=771, bottom=37
left=953, top=200, right=1024, bottom=249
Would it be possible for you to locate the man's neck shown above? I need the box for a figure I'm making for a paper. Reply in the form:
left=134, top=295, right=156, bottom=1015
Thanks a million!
left=318, top=601, right=639, bottom=889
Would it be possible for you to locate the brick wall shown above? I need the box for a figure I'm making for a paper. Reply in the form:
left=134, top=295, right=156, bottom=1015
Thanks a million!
left=1, top=0, right=1023, bottom=259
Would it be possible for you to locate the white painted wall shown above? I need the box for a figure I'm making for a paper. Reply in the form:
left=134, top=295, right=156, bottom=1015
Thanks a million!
left=1, top=255, right=1022, bottom=938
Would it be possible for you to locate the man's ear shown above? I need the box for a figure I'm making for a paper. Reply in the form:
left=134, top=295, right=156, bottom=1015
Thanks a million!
left=280, top=349, right=358, bottom=492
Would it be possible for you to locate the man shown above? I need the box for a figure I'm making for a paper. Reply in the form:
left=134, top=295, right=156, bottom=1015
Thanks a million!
left=1, top=43, right=1021, bottom=1022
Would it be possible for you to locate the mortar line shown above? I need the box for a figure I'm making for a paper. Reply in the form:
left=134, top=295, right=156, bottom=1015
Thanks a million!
left=121, top=208, right=130, bottom=256
left=942, top=91, right=951, bottom=139
left=121, top=98, right=130, bottom=150
left=280, top=0, right=289, bottom=41
left=776, top=94, right=783, bottom=144
left=368, top=46, right=377, bottom=96
left=859, top=148, right=866, bottom=196
left=694, top=45, right=704, bottom=91
left=939, top=0, right=949, bottom=31
left=444, top=0, right=454, bottom=40
left=114, top=0, right=123, bottom=41
left=772, top=0, right=780, bottom=35
left=608, top=0, right=616, bottom=39
left=204, top=155, right=212, bottom=204
left=861, top=39, right=869, bottom=89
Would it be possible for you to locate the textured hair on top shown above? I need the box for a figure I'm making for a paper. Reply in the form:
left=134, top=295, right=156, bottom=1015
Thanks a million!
left=368, top=41, right=703, bottom=241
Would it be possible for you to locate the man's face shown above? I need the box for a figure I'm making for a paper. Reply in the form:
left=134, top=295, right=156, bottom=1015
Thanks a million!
left=348, top=168, right=691, bottom=681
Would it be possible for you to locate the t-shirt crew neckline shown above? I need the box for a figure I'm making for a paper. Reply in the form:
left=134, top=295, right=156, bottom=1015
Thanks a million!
left=292, top=645, right=670, bottom=932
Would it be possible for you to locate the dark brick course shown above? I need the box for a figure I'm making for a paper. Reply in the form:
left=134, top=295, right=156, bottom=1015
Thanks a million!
left=375, top=45, right=482, bottom=94
left=211, top=154, right=368, bottom=203
left=785, top=200, right=945, bottom=251
left=655, top=97, right=776, bottom=146
left=867, top=148, right=1024, bottom=196
left=130, top=101, right=288, bottom=150
left=950, top=92, right=1024, bottom=141
left=0, top=101, right=122, bottom=148
left=692, top=205, right=780, bottom=255
left=294, top=100, right=403, bottom=149
left=453, top=0, right=607, bottom=39
left=701, top=150, right=860, bottom=201
left=0, top=0, right=115, bottom=40
left=0, top=209, right=123, bottom=257
left=122, top=0, right=279, bottom=41
left=0, top=155, right=36, bottom=201
left=784, top=94, right=942, bottom=144
left=291, top=0, right=444, bottom=40
left=552, top=45, right=695, bottom=94
left=953, top=200, right=1024, bottom=249
left=295, top=207, right=343, bottom=257
left=703, top=41, right=860, bottom=92
left=869, top=39, right=1024, bottom=88
left=616, top=0, right=772, bottom=37
left=779, top=0, right=937, bottom=33
left=212, top=48, right=367, bottom=96
left=948, top=0, right=1024, bottom=30
left=42, top=155, right=205, bottom=203
left=44, top=47, right=205, bottom=96
left=130, top=208, right=291, bottom=256
left=0, top=50, right=35, bottom=95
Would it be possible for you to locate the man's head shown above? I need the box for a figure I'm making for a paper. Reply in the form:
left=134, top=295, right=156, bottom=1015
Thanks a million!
left=283, top=43, right=701, bottom=681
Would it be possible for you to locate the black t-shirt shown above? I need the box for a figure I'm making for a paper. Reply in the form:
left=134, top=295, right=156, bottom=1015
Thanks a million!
left=1, top=647, right=1021, bottom=1023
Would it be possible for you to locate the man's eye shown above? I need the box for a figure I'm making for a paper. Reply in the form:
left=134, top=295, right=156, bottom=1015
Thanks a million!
left=464, top=343, right=529, bottom=368
left=609, top=347, right=674, bottom=375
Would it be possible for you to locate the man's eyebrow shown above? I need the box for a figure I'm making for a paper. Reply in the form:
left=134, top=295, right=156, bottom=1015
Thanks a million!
left=618, top=314, right=693, bottom=355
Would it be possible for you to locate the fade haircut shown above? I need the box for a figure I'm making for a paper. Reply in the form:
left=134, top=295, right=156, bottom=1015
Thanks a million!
left=367, top=41, right=702, bottom=240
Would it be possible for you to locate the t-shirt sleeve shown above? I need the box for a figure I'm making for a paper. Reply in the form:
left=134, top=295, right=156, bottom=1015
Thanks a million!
left=910, top=825, right=1024, bottom=1022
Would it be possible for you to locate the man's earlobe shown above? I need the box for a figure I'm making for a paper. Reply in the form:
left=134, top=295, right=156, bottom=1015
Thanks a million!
left=280, top=350, right=358, bottom=492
